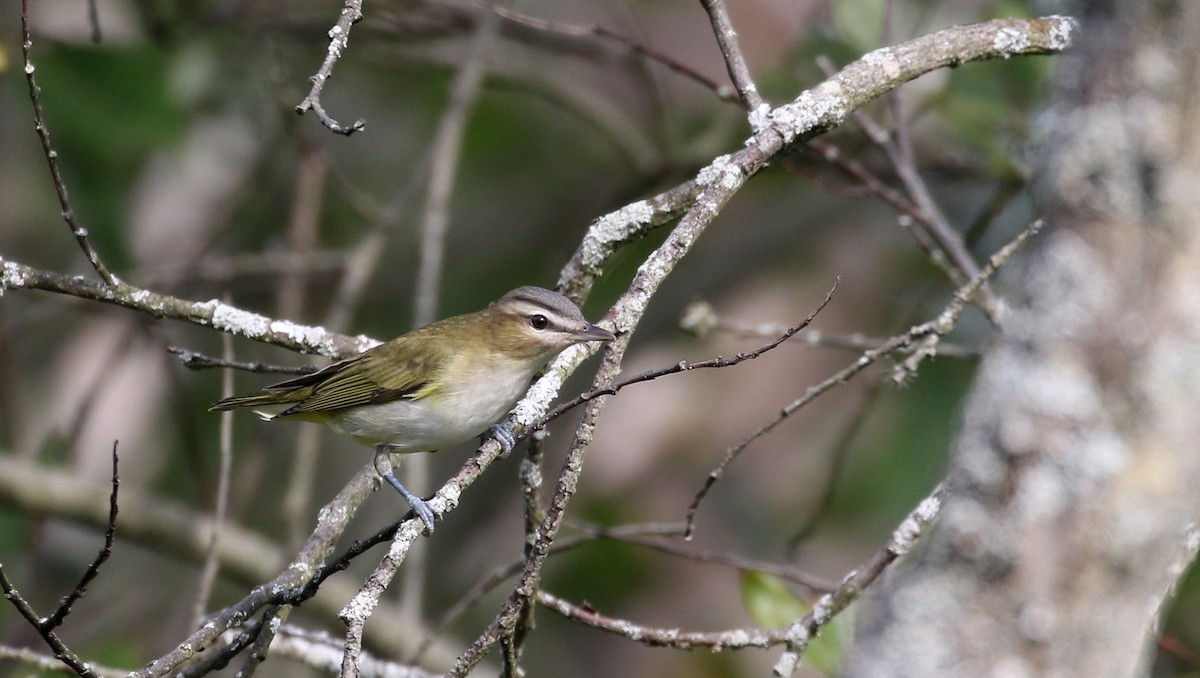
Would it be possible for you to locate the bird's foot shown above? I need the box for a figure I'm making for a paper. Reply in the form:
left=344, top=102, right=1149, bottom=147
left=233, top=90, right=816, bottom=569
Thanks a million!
left=484, top=424, right=517, bottom=458
left=374, top=445, right=439, bottom=534
left=381, top=471, right=440, bottom=534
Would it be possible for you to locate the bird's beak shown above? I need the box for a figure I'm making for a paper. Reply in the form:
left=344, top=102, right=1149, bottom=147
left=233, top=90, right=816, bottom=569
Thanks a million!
left=573, top=323, right=616, bottom=343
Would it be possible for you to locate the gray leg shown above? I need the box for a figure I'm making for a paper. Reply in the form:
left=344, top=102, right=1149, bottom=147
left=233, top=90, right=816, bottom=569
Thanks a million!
left=483, top=424, right=517, bottom=458
left=374, top=445, right=438, bottom=534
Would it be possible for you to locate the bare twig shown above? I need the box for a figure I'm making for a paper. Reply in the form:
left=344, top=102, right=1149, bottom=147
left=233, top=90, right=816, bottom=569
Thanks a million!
left=295, top=0, right=367, bottom=135
left=699, top=0, right=764, bottom=113
left=0, top=443, right=122, bottom=677
left=580, top=525, right=838, bottom=592
left=484, top=2, right=739, bottom=102
left=167, top=347, right=317, bottom=375
left=238, top=605, right=290, bottom=677
left=526, top=490, right=942, bottom=669
left=0, top=567, right=97, bottom=677
left=413, top=10, right=498, bottom=327
left=192, top=332, right=235, bottom=626
left=678, top=302, right=982, bottom=358
left=43, top=442, right=121, bottom=630
left=538, top=589, right=792, bottom=649
left=537, top=279, right=838, bottom=429
left=411, top=522, right=685, bottom=662
left=686, top=219, right=1042, bottom=538
left=0, top=644, right=123, bottom=677
left=20, top=0, right=119, bottom=287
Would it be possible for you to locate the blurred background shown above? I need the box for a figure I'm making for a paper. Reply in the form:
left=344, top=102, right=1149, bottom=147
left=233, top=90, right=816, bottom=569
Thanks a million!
left=2, top=1, right=1192, bottom=676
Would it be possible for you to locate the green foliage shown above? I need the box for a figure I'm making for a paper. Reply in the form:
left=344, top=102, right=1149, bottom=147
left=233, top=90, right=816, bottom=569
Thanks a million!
left=741, top=570, right=845, bottom=674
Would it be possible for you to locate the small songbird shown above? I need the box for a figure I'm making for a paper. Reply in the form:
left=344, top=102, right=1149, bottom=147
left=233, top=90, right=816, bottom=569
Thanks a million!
left=211, top=286, right=615, bottom=533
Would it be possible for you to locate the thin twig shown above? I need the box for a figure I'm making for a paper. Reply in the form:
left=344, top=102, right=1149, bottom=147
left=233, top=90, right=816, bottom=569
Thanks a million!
left=177, top=620, right=263, bottom=678
left=43, top=441, right=121, bottom=630
left=536, top=279, right=837, bottom=429
left=787, top=383, right=883, bottom=551
left=699, top=0, right=764, bottom=112
left=294, top=0, right=367, bottom=135
left=411, top=522, right=685, bottom=662
left=538, top=589, right=792, bottom=649
left=192, top=332, right=235, bottom=626
left=483, top=2, right=739, bottom=102
left=686, top=219, right=1042, bottom=538
left=580, top=525, right=838, bottom=592
left=0, top=444, right=122, bottom=677
left=167, top=347, right=317, bottom=375
left=0, top=567, right=98, bottom=677
left=238, top=605, right=289, bottom=677
left=0, top=644, right=123, bottom=677
left=20, top=0, right=119, bottom=287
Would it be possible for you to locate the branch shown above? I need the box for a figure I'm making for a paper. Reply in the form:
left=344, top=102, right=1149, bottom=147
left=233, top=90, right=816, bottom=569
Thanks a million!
left=699, top=0, right=764, bottom=112
left=0, top=644, right=123, bottom=678
left=132, top=467, right=379, bottom=677
left=20, top=0, right=119, bottom=287
left=537, top=279, right=838, bottom=429
left=557, top=16, right=1076, bottom=303
left=294, top=0, right=366, bottom=135
left=167, top=347, right=318, bottom=375
left=483, top=3, right=739, bottom=102
left=538, top=589, right=790, bottom=649
left=0, top=444, right=123, bottom=677
left=42, top=442, right=120, bottom=630
left=686, top=218, right=1043, bottom=538
left=534, top=486, right=942, bottom=660
left=0, top=257, right=378, bottom=359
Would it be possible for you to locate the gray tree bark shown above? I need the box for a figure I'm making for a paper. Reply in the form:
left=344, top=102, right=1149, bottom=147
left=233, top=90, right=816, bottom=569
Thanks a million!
left=845, top=2, right=1200, bottom=676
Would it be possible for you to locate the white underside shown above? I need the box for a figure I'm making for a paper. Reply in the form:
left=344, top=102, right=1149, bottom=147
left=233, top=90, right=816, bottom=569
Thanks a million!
left=327, top=358, right=539, bottom=452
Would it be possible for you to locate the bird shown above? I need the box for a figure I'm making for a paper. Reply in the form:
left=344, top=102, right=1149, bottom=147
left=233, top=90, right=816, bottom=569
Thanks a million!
left=211, top=286, right=615, bottom=533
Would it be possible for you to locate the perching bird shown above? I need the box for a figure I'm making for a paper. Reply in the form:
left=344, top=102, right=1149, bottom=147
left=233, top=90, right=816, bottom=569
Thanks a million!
left=211, top=286, right=615, bottom=533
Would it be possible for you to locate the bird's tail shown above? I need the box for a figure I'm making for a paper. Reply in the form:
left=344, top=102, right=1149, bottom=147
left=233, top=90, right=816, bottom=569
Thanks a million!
left=209, top=392, right=294, bottom=412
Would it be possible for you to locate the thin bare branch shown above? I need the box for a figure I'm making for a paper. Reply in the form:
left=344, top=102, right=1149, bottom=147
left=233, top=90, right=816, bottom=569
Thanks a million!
left=20, top=0, right=119, bottom=287
left=191, top=332, right=235, bottom=627
left=295, top=0, right=366, bottom=135
left=580, top=525, right=838, bottom=592
left=537, top=279, right=838, bottom=429
left=538, top=589, right=790, bottom=649
left=483, top=2, right=738, bottom=102
left=167, top=347, right=317, bottom=375
left=42, top=442, right=120, bottom=630
left=0, top=442, right=121, bottom=677
left=0, top=644, right=123, bottom=677
left=686, top=219, right=1043, bottom=538
left=699, top=0, right=764, bottom=112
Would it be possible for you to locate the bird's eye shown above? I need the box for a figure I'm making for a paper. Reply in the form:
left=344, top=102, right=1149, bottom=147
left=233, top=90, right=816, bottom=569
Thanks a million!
left=529, top=314, right=550, bottom=330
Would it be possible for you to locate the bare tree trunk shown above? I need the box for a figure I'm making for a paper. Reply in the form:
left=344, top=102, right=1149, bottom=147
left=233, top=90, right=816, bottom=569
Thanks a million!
left=845, top=2, right=1200, bottom=675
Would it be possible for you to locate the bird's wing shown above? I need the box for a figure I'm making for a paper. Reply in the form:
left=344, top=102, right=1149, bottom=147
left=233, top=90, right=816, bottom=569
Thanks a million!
left=276, top=335, right=449, bottom=416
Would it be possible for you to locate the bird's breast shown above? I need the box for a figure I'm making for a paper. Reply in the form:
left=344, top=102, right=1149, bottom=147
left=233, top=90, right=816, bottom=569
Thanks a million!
left=330, top=355, right=539, bottom=452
